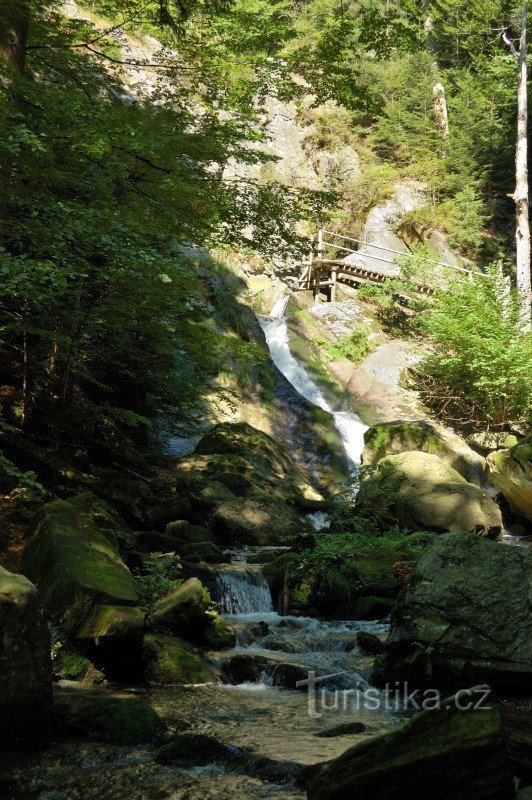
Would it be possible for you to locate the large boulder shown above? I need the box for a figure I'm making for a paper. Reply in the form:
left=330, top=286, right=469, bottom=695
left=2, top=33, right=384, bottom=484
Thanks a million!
left=0, top=567, right=52, bottom=748
left=362, top=420, right=489, bottom=487
left=379, top=532, right=532, bottom=690
left=301, top=690, right=514, bottom=800
left=143, top=634, right=213, bottom=684
left=360, top=451, right=503, bottom=536
left=212, top=495, right=312, bottom=546
left=22, top=495, right=139, bottom=635
left=486, top=435, right=532, bottom=523
left=152, top=577, right=210, bottom=635
left=73, top=604, right=145, bottom=680
left=178, top=422, right=323, bottom=504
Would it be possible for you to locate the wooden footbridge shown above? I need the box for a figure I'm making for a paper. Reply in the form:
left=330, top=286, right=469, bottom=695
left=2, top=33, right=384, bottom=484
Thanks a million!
left=297, top=230, right=485, bottom=302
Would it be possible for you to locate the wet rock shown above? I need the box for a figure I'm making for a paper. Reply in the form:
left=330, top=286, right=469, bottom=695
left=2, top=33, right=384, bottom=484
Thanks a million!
left=379, top=532, right=532, bottom=691
left=360, top=451, right=503, bottom=536
left=356, top=631, right=385, bottom=655
left=155, top=732, right=232, bottom=764
left=145, top=495, right=193, bottom=531
left=486, top=435, right=532, bottom=523
left=222, top=652, right=309, bottom=690
left=22, top=495, right=138, bottom=635
left=302, top=689, right=514, bottom=800
left=212, top=495, right=312, bottom=546
left=468, top=430, right=519, bottom=456
left=53, top=684, right=166, bottom=744
left=315, top=721, right=366, bottom=738
left=0, top=566, right=52, bottom=748
left=152, top=577, right=210, bottom=635
left=334, top=595, right=395, bottom=621
left=362, top=420, right=489, bottom=487
left=73, top=604, right=145, bottom=679
left=143, top=634, right=212, bottom=684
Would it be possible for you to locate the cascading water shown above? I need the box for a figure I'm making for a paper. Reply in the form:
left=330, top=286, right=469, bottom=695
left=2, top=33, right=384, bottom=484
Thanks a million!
left=260, top=296, right=368, bottom=471
left=215, top=565, right=274, bottom=615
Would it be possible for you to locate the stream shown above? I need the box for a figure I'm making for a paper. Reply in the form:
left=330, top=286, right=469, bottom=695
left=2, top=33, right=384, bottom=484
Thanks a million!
left=0, top=295, right=398, bottom=800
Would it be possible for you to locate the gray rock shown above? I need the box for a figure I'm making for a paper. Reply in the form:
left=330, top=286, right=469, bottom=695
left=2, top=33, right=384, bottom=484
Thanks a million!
left=379, top=532, right=532, bottom=690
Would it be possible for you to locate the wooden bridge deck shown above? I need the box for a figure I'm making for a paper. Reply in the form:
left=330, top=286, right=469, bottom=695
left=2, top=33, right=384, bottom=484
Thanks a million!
left=298, top=230, right=484, bottom=303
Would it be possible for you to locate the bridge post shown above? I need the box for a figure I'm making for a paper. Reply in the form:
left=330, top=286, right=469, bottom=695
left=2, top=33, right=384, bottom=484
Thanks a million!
left=330, top=267, right=337, bottom=302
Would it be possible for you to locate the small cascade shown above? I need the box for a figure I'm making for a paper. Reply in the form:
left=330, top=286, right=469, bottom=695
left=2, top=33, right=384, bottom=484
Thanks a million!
left=215, top=566, right=274, bottom=615
left=260, top=296, right=368, bottom=472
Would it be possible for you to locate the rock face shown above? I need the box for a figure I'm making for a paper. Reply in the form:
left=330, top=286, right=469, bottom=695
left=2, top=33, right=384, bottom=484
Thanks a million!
left=302, top=691, right=514, bottom=800
left=212, top=495, right=312, bottom=546
left=22, top=494, right=139, bottom=635
left=0, top=567, right=52, bottom=748
left=360, top=451, right=502, bottom=536
left=379, top=532, right=532, bottom=690
left=362, top=420, right=488, bottom=487
left=486, top=435, right=532, bottom=523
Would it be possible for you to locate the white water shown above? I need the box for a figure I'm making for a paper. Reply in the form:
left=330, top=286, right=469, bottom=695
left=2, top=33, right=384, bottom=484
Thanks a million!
left=260, top=296, right=368, bottom=471
left=215, top=565, right=274, bottom=615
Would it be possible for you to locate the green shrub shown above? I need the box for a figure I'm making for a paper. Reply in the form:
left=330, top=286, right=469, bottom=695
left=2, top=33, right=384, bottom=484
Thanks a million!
left=324, top=325, right=376, bottom=363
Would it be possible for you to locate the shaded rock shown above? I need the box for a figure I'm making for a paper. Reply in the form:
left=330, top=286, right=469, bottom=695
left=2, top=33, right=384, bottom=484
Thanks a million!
left=165, top=520, right=215, bottom=544
left=73, top=604, right=145, bottom=679
left=360, top=451, right=503, bottom=536
left=22, top=495, right=138, bottom=635
left=134, top=530, right=180, bottom=552
left=334, top=595, right=395, bottom=621
left=315, top=721, right=365, bottom=738
left=52, top=646, right=95, bottom=683
left=517, top=789, right=532, bottom=800
left=0, top=567, right=52, bottom=748
left=53, top=685, right=165, bottom=743
left=362, top=420, right=489, bottom=487
left=379, top=532, right=532, bottom=691
left=178, top=541, right=229, bottom=564
left=88, top=469, right=155, bottom=528
left=152, top=577, right=210, bottom=635
left=155, top=732, right=232, bottom=764
left=145, top=495, right=193, bottom=531
left=486, top=435, right=532, bottom=523
left=302, top=689, right=514, bottom=800
left=356, top=631, right=385, bottom=655
left=143, top=634, right=212, bottom=685
left=212, top=495, right=311, bottom=546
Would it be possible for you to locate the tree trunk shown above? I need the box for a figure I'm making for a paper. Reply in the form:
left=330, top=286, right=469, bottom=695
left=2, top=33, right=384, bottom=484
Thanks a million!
left=515, top=2, right=532, bottom=331
left=0, top=3, right=30, bottom=75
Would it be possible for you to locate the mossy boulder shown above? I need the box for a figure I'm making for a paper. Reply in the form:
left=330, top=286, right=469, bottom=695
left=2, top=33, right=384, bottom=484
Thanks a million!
left=73, top=604, right=145, bottom=679
left=178, top=541, right=229, bottom=564
left=302, top=689, right=514, bottom=800
left=0, top=567, right=52, bottom=748
left=362, top=420, right=488, bottom=487
left=165, top=520, right=216, bottom=544
left=360, top=451, right=503, bottom=536
left=152, top=577, right=210, bottom=634
left=380, top=532, right=532, bottom=691
left=143, top=634, right=212, bottom=684
left=52, top=646, right=94, bottom=682
left=179, top=422, right=322, bottom=504
left=22, top=495, right=138, bottom=635
left=202, top=611, right=236, bottom=649
left=486, top=435, right=532, bottom=523
left=212, top=495, right=312, bottom=546
left=53, top=686, right=166, bottom=743
left=145, top=495, right=193, bottom=531
left=335, top=595, right=395, bottom=621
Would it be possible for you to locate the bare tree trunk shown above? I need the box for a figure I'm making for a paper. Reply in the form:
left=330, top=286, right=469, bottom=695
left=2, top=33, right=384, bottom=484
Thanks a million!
left=0, top=3, right=30, bottom=75
left=515, top=2, right=532, bottom=331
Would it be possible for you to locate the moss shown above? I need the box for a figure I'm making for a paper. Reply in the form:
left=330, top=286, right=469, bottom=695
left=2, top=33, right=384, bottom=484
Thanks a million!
left=53, top=646, right=93, bottom=681
left=202, top=612, right=236, bottom=649
left=53, top=690, right=166, bottom=743
left=144, top=634, right=212, bottom=684
left=22, top=495, right=138, bottom=633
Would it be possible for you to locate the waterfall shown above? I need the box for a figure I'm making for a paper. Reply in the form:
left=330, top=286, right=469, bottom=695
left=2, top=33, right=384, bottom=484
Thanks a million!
left=260, top=296, right=368, bottom=471
left=215, top=567, right=274, bottom=615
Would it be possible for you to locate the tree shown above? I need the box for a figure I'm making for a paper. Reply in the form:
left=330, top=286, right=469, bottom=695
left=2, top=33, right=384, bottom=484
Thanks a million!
left=504, top=2, right=532, bottom=331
